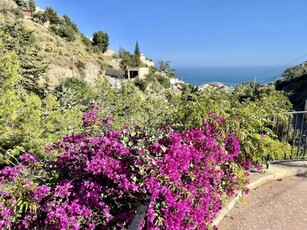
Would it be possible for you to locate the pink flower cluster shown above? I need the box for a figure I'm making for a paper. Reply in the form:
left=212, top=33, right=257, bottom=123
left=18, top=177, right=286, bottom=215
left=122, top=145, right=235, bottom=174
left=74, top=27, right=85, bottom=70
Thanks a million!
left=0, top=112, right=248, bottom=229
left=141, top=123, right=245, bottom=229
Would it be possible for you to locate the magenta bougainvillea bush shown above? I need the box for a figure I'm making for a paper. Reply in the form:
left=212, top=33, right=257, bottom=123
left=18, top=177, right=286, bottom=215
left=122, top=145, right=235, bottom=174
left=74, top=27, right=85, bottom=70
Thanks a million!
left=0, top=108, right=248, bottom=229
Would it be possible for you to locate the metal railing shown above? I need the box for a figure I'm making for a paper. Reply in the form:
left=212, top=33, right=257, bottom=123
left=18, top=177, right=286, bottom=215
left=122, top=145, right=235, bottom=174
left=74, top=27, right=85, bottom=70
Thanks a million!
left=273, top=111, right=307, bottom=160
left=128, top=196, right=151, bottom=230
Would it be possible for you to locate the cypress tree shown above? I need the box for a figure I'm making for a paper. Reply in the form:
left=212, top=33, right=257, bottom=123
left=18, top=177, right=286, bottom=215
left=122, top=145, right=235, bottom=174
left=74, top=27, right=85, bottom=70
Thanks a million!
left=134, top=41, right=141, bottom=66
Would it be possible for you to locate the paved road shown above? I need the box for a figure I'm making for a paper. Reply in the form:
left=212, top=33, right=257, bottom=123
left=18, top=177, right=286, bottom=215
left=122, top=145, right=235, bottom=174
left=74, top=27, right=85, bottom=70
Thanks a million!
left=219, top=175, right=307, bottom=230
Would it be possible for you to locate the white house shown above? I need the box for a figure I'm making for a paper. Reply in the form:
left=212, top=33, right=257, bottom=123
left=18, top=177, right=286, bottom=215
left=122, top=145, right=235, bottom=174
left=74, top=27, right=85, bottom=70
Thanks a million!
left=140, top=54, right=154, bottom=67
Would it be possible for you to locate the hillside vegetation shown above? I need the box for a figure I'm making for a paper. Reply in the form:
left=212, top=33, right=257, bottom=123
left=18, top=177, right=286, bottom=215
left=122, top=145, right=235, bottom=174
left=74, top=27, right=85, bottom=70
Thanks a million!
left=1, top=13, right=108, bottom=87
left=275, top=67, right=307, bottom=110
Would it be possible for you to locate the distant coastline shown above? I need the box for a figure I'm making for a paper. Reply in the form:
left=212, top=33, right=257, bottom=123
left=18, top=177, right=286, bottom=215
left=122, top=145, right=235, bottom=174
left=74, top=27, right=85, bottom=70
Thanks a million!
left=175, top=66, right=283, bottom=86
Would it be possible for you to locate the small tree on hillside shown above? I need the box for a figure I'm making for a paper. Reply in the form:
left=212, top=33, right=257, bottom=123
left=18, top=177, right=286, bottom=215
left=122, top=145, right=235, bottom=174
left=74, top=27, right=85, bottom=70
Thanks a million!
left=92, top=31, right=109, bottom=53
left=28, top=0, right=36, bottom=13
left=2, top=21, right=48, bottom=95
left=63, top=15, right=79, bottom=33
left=44, top=6, right=60, bottom=24
left=159, top=60, right=176, bottom=76
left=55, top=25, right=76, bottom=42
left=120, top=51, right=134, bottom=69
left=118, top=47, right=126, bottom=58
left=32, top=11, right=47, bottom=24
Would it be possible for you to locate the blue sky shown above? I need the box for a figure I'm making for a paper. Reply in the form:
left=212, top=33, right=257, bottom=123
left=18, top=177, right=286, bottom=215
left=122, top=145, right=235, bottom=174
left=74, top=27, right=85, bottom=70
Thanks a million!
left=36, top=0, right=307, bottom=68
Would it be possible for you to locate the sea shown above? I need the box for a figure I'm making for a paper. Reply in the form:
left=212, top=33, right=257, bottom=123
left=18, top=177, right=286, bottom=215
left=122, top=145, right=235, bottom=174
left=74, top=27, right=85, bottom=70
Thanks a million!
left=175, top=66, right=285, bottom=87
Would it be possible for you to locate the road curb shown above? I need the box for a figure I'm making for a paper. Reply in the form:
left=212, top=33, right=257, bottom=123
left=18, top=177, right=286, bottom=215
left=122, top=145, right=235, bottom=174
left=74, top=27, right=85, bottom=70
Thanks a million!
left=212, top=163, right=307, bottom=227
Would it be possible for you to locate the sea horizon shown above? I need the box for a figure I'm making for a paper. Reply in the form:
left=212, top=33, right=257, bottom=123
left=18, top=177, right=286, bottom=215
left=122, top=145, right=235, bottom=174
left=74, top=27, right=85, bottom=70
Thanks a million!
left=175, top=66, right=285, bottom=87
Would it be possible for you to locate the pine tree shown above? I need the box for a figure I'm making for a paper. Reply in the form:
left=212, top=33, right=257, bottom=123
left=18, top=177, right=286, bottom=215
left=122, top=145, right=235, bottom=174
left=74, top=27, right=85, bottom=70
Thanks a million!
left=44, top=6, right=60, bottom=24
left=63, top=15, right=79, bottom=33
left=92, top=31, right=109, bottom=53
left=2, top=21, right=48, bottom=96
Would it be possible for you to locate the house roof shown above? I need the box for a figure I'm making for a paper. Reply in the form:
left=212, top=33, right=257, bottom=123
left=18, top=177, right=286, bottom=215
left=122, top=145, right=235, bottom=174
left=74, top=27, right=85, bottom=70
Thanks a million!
left=23, top=10, right=32, bottom=17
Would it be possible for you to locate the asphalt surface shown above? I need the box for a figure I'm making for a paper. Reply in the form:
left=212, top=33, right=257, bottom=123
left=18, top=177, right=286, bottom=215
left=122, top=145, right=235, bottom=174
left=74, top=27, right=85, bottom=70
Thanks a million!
left=219, top=175, right=307, bottom=230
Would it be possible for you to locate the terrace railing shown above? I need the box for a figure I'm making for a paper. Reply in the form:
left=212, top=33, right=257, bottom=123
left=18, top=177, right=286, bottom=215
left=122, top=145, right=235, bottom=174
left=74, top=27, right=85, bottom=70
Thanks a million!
left=272, top=111, right=307, bottom=161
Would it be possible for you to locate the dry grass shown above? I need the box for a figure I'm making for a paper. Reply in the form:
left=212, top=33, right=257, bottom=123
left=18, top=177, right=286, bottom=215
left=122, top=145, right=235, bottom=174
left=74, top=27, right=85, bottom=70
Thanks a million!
left=22, top=17, right=108, bottom=87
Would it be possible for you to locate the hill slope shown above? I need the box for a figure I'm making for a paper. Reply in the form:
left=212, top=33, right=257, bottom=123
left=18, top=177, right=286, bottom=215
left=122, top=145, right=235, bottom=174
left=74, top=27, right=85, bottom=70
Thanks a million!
left=275, top=73, right=307, bottom=110
left=0, top=6, right=116, bottom=89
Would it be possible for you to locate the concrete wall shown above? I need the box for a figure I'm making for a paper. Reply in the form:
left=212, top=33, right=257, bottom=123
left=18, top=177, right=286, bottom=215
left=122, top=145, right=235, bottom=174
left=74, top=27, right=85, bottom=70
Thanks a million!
left=105, top=69, right=125, bottom=78
left=126, top=67, right=150, bottom=79
left=138, top=67, right=149, bottom=78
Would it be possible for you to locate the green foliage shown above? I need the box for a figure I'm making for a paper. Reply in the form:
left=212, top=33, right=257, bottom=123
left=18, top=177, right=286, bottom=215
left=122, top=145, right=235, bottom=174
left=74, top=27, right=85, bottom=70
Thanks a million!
left=92, top=30, right=109, bottom=53
left=1, top=20, right=48, bottom=96
left=0, top=42, right=82, bottom=163
left=171, top=86, right=293, bottom=163
left=92, top=81, right=179, bottom=129
left=105, top=83, right=147, bottom=127
left=48, top=14, right=79, bottom=42
left=118, top=47, right=126, bottom=58
left=119, top=47, right=142, bottom=68
left=31, top=11, right=47, bottom=24
left=275, top=72, right=307, bottom=110
left=281, top=66, right=305, bottom=81
left=14, top=7, right=24, bottom=18
left=133, top=40, right=141, bottom=66
left=80, top=33, right=92, bottom=48
left=234, top=81, right=260, bottom=102
left=179, top=83, right=198, bottom=95
left=134, top=77, right=148, bottom=91
left=158, top=60, right=176, bottom=76
left=53, top=77, right=96, bottom=110
left=28, top=0, right=36, bottom=13
left=134, top=40, right=140, bottom=56
left=13, top=0, right=26, bottom=7
left=0, top=46, right=22, bottom=88
left=157, top=76, right=171, bottom=89
left=44, top=6, right=60, bottom=24
left=0, top=84, right=82, bottom=162
left=120, top=49, right=136, bottom=68
left=75, top=60, right=85, bottom=71
left=52, top=25, right=76, bottom=42
left=62, top=14, right=79, bottom=33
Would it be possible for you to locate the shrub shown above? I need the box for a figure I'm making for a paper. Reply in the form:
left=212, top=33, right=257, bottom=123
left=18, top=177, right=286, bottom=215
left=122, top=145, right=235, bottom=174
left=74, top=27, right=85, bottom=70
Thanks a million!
left=44, top=6, right=60, bottom=25
left=53, top=77, right=96, bottom=110
left=14, top=7, right=23, bottom=18
left=62, top=15, right=79, bottom=33
left=134, top=77, right=148, bottom=91
left=32, top=11, right=47, bottom=24
left=0, top=110, right=248, bottom=229
left=80, top=33, right=92, bottom=48
left=76, top=60, right=85, bottom=71
left=53, top=25, right=76, bottom=42
left=157, top=76, right=171, bottom=89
